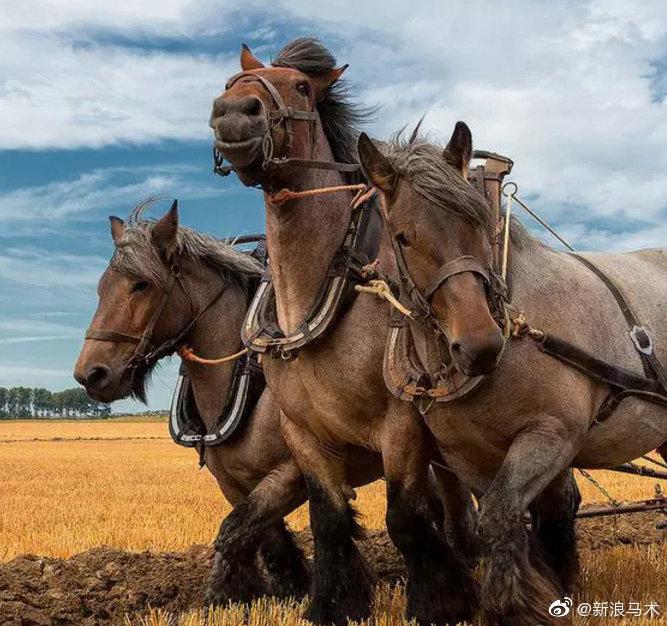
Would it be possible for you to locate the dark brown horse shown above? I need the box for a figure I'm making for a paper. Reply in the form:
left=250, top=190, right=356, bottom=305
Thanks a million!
left=73, top=201, right=382, bottom=604
left=358, top=125, right=667, bottom=625
left=210, top=39, right=477, bottom=625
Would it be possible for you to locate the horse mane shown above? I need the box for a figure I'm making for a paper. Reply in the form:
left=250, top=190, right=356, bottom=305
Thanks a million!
left=111, top=199, right=263, bottom=293
left=272, top=38, right=375, bottom=174
left=382, top=131, right=545, bottom=249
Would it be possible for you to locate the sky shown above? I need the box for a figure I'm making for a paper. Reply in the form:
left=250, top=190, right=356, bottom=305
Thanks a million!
left=1, top=0, right=666, bottom=412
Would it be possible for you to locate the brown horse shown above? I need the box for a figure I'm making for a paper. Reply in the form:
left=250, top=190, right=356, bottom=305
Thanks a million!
left=210, top=38, right=477, bottom=625
left=358, top=125, right=667, bottom=625
left=73, top=201, right=381, bottom=604
left=74, top=201, right=312, bottom=602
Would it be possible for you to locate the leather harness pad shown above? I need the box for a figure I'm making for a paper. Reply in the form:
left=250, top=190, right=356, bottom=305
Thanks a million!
left=169, top=351, right=265, bottom=448
left=382, top=312, right=485, bottom=412
left=242, top=193, right=383, bottom=358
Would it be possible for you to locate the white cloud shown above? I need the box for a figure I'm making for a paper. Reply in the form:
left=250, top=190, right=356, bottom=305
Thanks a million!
left=0, top=0, right=666, bottom=250
left=0, top=30, right=235, bottom=149
left=0, top=248, right=106, bottom=288
left=0, top=164, right=223, bottom=224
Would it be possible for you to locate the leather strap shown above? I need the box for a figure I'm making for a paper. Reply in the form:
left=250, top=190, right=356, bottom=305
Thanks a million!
left=85, top=330, right=141, bottom=344
left=264, top=157, right=360, bottom=172
left=570, top=253, right=667, bottom=389
left=423, top=255, right=490, bottom=300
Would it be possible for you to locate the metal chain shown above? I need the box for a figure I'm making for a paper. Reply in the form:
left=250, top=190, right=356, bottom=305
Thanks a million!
left=577, top=468, right=621, bottom=507
left=501, top=182, right=574, bottom=251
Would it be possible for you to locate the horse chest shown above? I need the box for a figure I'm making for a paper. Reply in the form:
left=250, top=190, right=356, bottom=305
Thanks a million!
left=263, top=354, right=379, bottom=446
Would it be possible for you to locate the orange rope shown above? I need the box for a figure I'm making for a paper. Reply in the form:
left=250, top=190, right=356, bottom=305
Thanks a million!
left=178, top=345, right=248, bottom=366
left=266, top=183, right=369, bottom=207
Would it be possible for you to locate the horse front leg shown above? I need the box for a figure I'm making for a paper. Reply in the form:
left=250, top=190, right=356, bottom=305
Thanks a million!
left=258, top=520, right=310, bottom=599
left=206, top=460, right=307, bottom=605
left=281, top=416, right=375, bottom=626
left=430, top=461, right=479, bottom=567
left=477, top=420, right=577, bottom=626
left=382, top=410, right=478, bottom=626
left=530, top=469, right=581, bottom=594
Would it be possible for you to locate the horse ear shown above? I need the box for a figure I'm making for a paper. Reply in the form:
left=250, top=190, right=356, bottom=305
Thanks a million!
left=357, top=132, right=398, bottom=197
left=443, top=121, right=472, bottom=178
left=152, top=200, right=179, bottom=257
left=109, top=216, right=125, bottom=242
left=312, top=64, right=348, bottom=99
left=240, top=44, right=265, bottom=70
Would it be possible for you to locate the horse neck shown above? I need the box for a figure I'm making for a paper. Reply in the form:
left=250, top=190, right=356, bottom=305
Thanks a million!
left=264, top=126, right=353, bottom=334
left=181, top=267, right=247, bottom=430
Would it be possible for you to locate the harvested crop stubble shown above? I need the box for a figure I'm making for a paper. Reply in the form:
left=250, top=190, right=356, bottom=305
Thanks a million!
left=0, top=420, right=664, bottom=560
left=127, top=545, right=666, bottom=626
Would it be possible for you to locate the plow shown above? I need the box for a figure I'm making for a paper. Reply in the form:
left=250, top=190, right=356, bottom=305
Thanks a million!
left=575, top=453, right=667, bottom=525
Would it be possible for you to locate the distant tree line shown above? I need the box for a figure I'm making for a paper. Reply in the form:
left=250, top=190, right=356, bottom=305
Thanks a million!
left=0, top=387, right=111, bottom=419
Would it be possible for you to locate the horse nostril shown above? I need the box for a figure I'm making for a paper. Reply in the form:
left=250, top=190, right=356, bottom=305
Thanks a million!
left=85, top=364, right=111, bottom=390
left=243, top=96, right=262, bottom=117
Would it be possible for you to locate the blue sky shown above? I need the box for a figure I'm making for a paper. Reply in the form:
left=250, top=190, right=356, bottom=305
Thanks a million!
left=1, top=0, right=666, bottom=411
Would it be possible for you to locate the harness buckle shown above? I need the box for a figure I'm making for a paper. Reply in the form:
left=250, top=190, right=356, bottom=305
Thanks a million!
left=630, top=325, right=654, bottom=356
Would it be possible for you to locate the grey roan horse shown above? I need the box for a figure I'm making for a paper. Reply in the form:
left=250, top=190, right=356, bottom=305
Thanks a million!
left=358, top=124, right=667, bottom=626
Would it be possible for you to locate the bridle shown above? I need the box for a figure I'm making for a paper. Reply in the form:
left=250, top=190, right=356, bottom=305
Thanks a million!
left=213, top=70, right=361, bottom=178
left=387, top=201, right=509, bottom=340
left=85, top=261, right=227, bottom=377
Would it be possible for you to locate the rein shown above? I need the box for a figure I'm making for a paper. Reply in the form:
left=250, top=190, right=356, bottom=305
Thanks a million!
left=213, top=71, right=360, bottom=178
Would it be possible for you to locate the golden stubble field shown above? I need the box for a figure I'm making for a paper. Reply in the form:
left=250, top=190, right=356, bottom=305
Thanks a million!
left=0, top=419, right=665, bottom=626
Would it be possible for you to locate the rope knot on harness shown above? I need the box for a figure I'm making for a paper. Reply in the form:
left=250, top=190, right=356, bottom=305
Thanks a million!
left=510, top=310, right=545, bottom=340
left=355, top=279, right=413, bottom=318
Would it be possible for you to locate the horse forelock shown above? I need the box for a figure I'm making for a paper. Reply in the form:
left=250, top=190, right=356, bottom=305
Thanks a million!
left=383, top=134, right=493, bottom=234
left=272, top=37, right=374, bottom=173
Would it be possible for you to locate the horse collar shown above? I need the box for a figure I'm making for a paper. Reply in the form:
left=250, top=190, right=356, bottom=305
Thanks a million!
left=169, top=351, right=266, bottom=448
left=241, top=191, right=383, bottom=358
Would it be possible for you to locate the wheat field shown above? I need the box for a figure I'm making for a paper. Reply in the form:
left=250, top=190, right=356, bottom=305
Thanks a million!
left=1, top=419, right=665, bottom=626
left=0, top=419, right=663, bottom=560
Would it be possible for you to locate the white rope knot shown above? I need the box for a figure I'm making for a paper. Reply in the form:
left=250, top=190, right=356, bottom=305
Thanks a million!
left=355, top=279, right=413, bottom=318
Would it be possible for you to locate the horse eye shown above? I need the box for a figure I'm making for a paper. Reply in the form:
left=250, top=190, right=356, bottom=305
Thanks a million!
left=132, top=281, right=149, bottom=293
left=296, top=82, right=310, bottom=96
left=396, top=233, right=409, bottom=246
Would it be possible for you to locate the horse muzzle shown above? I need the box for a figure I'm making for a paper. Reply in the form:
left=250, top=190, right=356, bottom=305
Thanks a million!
left=210, top=96, right=268, bottom=169
left=450, top=328, right=504, bottom=376
left=73, top=361, right=132, bottom=403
